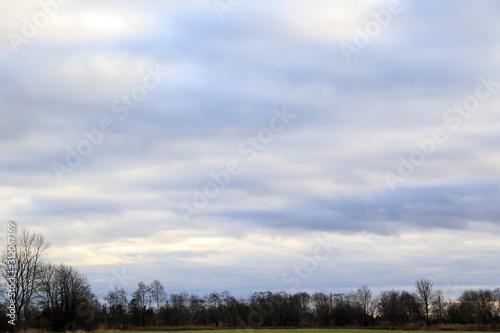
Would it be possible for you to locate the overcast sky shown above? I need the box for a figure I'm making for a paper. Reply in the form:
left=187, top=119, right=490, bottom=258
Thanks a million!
left=1, top=0, right=500, bottom=299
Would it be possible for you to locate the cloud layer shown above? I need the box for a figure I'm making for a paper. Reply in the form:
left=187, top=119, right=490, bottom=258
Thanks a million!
left=1, top=0, right=499, bottom=297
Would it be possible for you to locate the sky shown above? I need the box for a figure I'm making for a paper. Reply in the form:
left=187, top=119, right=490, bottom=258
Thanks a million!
left=1, top=0, right=500, bottom=300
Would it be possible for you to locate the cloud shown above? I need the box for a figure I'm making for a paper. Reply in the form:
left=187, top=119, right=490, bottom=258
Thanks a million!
left=1, top=0, right=499, bottom=296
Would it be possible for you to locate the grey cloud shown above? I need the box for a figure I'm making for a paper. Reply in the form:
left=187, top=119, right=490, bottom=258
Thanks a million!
left=213, top=182, right=500, bottom=234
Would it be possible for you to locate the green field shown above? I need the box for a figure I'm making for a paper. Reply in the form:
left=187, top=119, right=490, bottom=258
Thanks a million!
left=112, top=329, right=499, bottom=333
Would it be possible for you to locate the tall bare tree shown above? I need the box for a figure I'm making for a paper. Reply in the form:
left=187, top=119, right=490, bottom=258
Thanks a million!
left=149, top=280, right=166, bottom=326
left=38, top=263, right=57, bottom=311
left=104, top=286, right=128, bottom=328
left=431, top=290, right=446, bottom=322
left=355, top=285, right=373, bottom=326
left=415, top=278, right=434, bottom=326
left=378, top=290, right=403, bottom=325
left=150, top=280, right=166, bottom=312
left=43, top=264, right=94, bottom=331
left=130, top=281, right=151, bottom=326
left=1, top=228, right=50, bottom=328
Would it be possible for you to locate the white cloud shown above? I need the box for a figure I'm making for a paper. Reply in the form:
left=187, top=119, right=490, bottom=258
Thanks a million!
left=46, top=10, right=156, bottom=43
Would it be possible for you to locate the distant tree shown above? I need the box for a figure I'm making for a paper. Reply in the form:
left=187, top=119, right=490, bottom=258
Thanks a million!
left=39, top=264, right=94, bottom=331
left=105, top=286, right=127, bottom=309
left=150, top=280, right=166, bottom=312
left=295, top=292, right=311, bottom=326
left=270, top=291, right=287, bottom=326
left=149, top=280, right=166, bottom=326
left=130, top=281, right=152, bottom=326
left=220, top=291, right=247, bottom=327
left=399, top=290, right=421, bottom=323
left=39, top=263, right=56, bottom=311
left=355, top=285, right=372, bottom=326
left=169, top=292, right=190, bottom=326
left=311, top=292, right=330, bottom=326
left=104, top=286, right=128, bottom=328
left=205, top=292, right=222, bottom=326
left=431, top=290, right=446, bottom=323
left=0, top=228, right=50, bottom=328
left=459, top=289, right=495, bottom=326
left=331, top=293, right=354, bottom=326
left=378, top=290, right=404, bottom=325
left=248, top=291, right=273, bottom=327
left=415, top=278, right=434, bottom=326
left=187, top=294, right=207, bottom=325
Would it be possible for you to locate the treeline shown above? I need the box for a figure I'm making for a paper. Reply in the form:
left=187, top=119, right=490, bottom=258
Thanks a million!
left=1, top=229, right=500, bottom=331
left=103, top=283, right=500, bottom=329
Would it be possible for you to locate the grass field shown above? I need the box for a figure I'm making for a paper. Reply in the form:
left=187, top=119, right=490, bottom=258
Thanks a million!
left=111, top=329, right=500, bottom=333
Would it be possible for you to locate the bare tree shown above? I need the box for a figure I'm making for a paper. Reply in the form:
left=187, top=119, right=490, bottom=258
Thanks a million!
left=311, top=292, right=330, bottom=326
left=296, top=291, right=311, bottom=326
left=205, top=292, right=221, bottom=327
left=1, top=228, right=50, bottom=328
left=38, top=263, right=56, bottom=311
left=378, top=290, right=403, bottom=325
left=415, top=278, right=434, bottom=326
left=149, top=280, right=167, bottom=326
left=399, top=290, right=421, bottom=323
left=105, top=286, right=128, bottom=328
left=134, top=281, right=151, bottom=310
left=150, top=279, right=167, bottom=312
left=460, top=289, right=496, bottom=326
left=431, top=290, right=446, bottom=322
left=51, top=264, right=94, bottom=331
left=105, top=286, right=128, bottom=309
left=355, top=285, right=372, bottom=326
left=130, top=281, right=152, bottom=326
